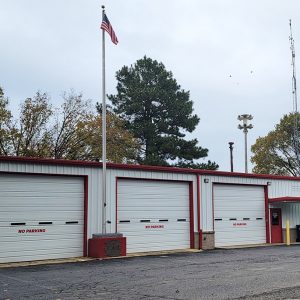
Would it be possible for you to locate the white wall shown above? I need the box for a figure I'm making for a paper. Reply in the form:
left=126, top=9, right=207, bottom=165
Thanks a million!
left=2, top=159, right=300, bottom=237
left=199, top=174, right=300, bottom=232
left=271, top=203, right=300, bottom=228
left=0, top=161, right=199, bottom=238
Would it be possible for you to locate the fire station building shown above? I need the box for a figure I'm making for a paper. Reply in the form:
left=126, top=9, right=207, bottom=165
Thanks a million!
left=0, top=156, right=299, bottom=263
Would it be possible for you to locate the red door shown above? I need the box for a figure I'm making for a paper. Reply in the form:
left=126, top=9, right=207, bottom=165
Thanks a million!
left=271, top=208, right=282, bottom=243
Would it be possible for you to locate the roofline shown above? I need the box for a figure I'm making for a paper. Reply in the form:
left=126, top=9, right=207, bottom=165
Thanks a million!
left=0, top=156, right=300, bottom=181
left=269, top=197, right=300, bottom=203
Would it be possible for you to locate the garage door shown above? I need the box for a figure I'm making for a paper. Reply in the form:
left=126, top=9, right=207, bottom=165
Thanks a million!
left=117, top=179, right=191, bottom=253
left=0, top=174, right=84, bottom=263
left=214, top=184, right=266, bottom=247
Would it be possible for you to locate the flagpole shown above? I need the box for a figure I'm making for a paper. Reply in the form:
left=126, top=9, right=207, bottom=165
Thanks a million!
left=101, top=5, right=107, bottom=235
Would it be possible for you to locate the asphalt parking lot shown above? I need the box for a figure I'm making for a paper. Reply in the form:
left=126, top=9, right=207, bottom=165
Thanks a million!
left=0, top=245, right=300, bottom=300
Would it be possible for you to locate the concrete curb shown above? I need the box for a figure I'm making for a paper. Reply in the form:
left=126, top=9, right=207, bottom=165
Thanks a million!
left=96, top=248, right=202, bottom=260
left=0, top=257, right=94, bottom=269
left=215, top=242, right=300, bottom=250
left=0, top=249, right=202, bottom=268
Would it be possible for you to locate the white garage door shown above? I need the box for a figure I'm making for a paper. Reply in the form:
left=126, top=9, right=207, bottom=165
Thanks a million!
left=214, top=184, right=266, bottom=247
left=117, top=179, right=191, bottom=253
left=0, top=174, right=84, bottom=263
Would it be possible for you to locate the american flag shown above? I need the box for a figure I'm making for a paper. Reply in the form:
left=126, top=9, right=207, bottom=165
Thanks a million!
left=101, top=13, right=118, bottom=45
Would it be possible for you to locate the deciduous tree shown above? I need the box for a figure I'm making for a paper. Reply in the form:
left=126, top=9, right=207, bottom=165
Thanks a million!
left=0, top=88, right=140, bottom=163
left=76, top=112, right=140, bottom=163
left=251, top=113, right=300, bottom=176
left=51, top=91, right=93, bottom=159
left=16, top=92, right=52, bottom=157
left=0, top=87, right=14, bottom=155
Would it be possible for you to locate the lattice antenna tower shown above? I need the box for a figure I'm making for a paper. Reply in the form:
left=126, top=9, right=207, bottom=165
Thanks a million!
left=289, top=19, right=300, bottom=166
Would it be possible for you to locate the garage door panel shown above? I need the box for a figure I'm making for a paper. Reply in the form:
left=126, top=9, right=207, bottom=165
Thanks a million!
left=119, top=207, right=189, bottom=211
left=215, top=200, right=264, bottom=207
left=127, top=239, right=191, bottom=248
left=125, top=230, right=190, bottom=239
left=214, top=212, right=265, bottom=218
left=126, top=239, right=191, bottom=253
left=118, top=223, right=189, bottom=232
left=118, top=199, right=188, bottom=206
left=0, top=186, right=83, bottom=194
left=214, top=185, right=263, bottom=194
left=215, top=205, right=264, bottom=211
left=0, top=188, right=83, bottom=194
left=1, top=237, right=83, bottom=252
left=0, top=174, right=84, bottom=263
left=119, top=183, right=187, bottom=191
left=0, top=198, right=84, bottom=206
left=216, top=223, right=265, bottom=233
left=1, top=208, right=83, bottom=214
left=118, top=212, right=189, bottom=219
left=214, top=185, right=266, bottom=247
left=0, top=248, right=83, bottom=264
left=119, top=202, right=187, bottom=207
left=118, top=179, right=190, bottom=253
left=0, top=220, right=83, bottom=227
left=0, top=225, right=83, bottom=238
left=217, top=231, right=266, bottom=238
left=214, top=199, right=264, bottom=206
left=0, top=212, right=83, bottom=222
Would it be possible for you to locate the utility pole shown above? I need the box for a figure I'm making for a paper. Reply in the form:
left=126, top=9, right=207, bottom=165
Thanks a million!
left=238, top=114, right=253, bottom=173
left=229, top=142, right=234, bottom=172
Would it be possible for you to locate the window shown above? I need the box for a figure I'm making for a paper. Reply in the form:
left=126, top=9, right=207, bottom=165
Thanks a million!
left=272, top=212, right=279, bottom=225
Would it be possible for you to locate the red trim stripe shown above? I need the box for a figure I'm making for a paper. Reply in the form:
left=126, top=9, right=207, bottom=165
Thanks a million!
left=197, top=175, right=202, bottom=249
left=264, top=186, right=270, bottom=244
left=269, top=196, right=300, bottom=203
left=83, top=176, right=88, bottom=256
left=1, top=156, right=300, bottom=182
left=189, top=182, right=195, bottom=249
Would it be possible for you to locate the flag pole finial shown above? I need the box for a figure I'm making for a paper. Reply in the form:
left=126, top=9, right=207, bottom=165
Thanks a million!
left=101, top=5, right=105, bottom=11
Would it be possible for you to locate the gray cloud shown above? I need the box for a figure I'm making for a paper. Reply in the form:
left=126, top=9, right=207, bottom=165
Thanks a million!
left=1, top=0, right=300, bottom=171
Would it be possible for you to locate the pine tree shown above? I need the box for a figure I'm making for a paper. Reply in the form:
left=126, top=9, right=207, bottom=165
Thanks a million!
left=108, top=56, right=218, bottom=169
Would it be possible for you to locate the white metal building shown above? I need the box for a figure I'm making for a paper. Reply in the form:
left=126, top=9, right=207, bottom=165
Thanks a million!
left=0, top=156, right=300, bottom=263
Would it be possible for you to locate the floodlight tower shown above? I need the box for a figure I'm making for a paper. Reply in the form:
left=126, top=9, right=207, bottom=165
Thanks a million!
left=238, top=114, right=253, bottom=173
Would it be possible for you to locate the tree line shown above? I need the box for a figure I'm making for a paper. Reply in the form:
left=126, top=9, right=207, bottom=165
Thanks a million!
left=2, top=56, right=299, bottom=175
left=0, top=88, right=139, bottom=163
left=2, top=56, right=300, bottom=175
left=0, top=56, right=218, bottom=170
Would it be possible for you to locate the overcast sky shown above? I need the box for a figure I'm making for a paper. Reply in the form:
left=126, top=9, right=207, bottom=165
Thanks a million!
left=1, top=0, right=300, bottom=172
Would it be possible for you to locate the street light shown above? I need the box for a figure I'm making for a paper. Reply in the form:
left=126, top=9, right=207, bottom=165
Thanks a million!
left=228, top=142, right=234, bottom=172
left=238, top=114, right=253, bottom=173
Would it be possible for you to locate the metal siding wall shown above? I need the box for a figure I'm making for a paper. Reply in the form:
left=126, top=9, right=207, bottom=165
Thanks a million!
left=272, top=203, right=300, bottom=228
left=199, top=175, right=300, bottom=232
left=106, top=169, right=116, bottom=233
left=199, top=175, right=212, bottom=231
left=268, top=180, right=292, bottom=198
left=268, top=180, right=300, bottom=230
left=3, top=161, right=300, bottom=240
